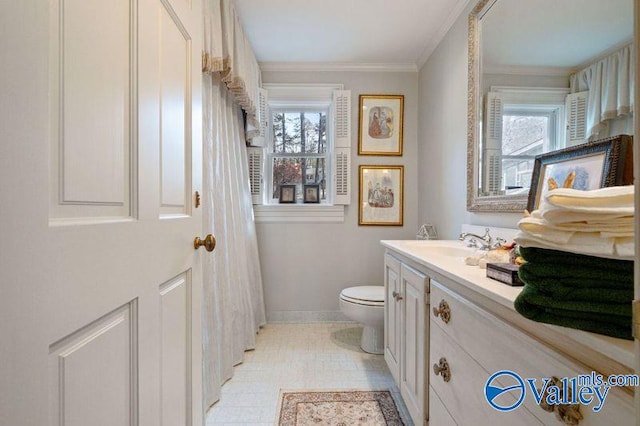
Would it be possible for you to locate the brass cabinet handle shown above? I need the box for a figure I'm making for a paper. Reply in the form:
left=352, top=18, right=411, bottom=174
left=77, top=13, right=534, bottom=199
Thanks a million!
left=392, top=291, right=403, bottom=301
left=433, top=357, right=451, bottom=382
left=432, top=299, right=451, bottom=324
left=538, top=376, right=583, bottom=424
left=194, top=234, right=216, bottom=252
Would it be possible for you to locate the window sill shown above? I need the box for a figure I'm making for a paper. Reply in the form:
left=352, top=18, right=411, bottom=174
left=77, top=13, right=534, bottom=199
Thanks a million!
left=253, top=204, right=345, bottom=223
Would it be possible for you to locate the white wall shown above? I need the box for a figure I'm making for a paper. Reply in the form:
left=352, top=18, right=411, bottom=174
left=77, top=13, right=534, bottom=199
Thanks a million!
left=258, top=70, right=419, bottom=321
left=417, top=3, right=523, bottom=239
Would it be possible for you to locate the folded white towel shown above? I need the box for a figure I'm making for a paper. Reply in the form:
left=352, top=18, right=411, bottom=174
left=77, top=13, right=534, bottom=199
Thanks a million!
left=514, top=231, right=633, bottom=260
left=517, top=186, right=635, bottom=260
left=517, top=217, right=575, bottom=244
left=540, top=204, right=634, bottom=225
left=527, top=209, right=633, bottom=232
left=544, top=186, right=634, bottom=213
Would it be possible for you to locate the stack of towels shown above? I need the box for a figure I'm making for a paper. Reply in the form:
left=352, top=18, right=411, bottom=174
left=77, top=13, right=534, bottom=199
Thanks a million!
left=514, top=185, right=634, bottom=340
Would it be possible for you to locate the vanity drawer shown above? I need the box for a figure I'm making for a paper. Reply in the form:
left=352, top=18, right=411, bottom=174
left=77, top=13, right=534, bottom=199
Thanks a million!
left=428, top=386, right=456, bottom=426
left=430, top=320, right=543, bottom=425
left=430, top=280, right=634, bottom=425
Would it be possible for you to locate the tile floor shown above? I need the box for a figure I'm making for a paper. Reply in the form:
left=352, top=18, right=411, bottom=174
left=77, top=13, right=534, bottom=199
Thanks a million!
left=205, top=322, right=413, bottom=425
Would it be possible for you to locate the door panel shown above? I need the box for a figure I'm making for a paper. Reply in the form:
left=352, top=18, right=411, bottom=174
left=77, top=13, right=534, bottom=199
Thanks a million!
left=400, top=263, right=427, bottom=426
left=159, top=0, right=191, bottom=217
left=49, top=302, right=137, bottom=426
left=384, top=254, right=401, bottom=383
left=160, top=272, right=192, bottom=426
left=49, top=0, right=134, bottom=219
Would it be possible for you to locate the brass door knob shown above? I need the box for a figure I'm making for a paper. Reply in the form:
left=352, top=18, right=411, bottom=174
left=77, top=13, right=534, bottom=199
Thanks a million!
left=392, top=291, right=403, bottom=301
left=194, top=234, right=216, bottom=252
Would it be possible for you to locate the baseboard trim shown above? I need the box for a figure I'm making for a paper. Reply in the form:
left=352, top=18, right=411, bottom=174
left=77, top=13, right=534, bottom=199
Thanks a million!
left=267, top=310, right=352, bottom=323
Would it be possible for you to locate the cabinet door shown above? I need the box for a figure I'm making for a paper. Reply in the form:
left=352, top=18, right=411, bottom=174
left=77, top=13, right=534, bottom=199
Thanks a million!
left=384, top=254, right=402, bottom=384
left=400, top=263, right=429, bottom=426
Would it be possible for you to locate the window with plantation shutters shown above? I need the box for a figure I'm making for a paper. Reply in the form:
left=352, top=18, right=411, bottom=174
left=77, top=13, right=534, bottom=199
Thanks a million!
left=251, top=84, right=350, bottom=222
left=481, top=87, right=568, bottom=195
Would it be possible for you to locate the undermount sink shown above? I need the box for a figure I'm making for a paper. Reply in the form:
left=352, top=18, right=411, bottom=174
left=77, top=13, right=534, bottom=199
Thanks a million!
left=393, top=240, right=476, bottom=258
left=414, top=245, right=476, bottom=258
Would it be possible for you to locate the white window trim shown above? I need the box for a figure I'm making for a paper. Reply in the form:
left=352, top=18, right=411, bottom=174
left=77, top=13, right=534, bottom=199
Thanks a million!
left=252, top=84, right=349, bottom=223
left=253, top=204, right=344, bottom=223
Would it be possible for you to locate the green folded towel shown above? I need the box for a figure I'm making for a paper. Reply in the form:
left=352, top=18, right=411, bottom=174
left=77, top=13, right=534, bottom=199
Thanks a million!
left=518, top=264, right=632, bottom=303
left=514, top=286, right=632, bottom=340
left=515, top=246, right=634, bottom=340
left=519, top=246, right=633, bottom=274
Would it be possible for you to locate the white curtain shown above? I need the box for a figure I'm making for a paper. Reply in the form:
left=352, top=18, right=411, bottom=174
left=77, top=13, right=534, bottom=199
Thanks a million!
left=203, top=0, right=262, bottom=139
left=570, top=44, right=634, bottom=139
left=202, top=73, right=266, bottom=409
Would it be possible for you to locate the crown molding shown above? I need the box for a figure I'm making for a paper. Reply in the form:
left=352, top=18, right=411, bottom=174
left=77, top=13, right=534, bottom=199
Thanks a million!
left=259, top=62, right=418, bottom=73
left=416, top=0, right=474, bottom=69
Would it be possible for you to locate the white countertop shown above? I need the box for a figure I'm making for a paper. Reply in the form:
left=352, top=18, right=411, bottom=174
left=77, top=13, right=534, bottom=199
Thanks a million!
left=381, top=239, right=635, bottom=370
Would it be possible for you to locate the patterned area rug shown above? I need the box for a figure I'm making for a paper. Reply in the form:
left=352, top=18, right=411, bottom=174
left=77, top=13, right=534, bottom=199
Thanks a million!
left=276, top=390, right=405, bottom=425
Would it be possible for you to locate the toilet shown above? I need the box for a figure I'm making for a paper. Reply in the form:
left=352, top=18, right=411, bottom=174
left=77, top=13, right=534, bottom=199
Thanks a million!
left=339, top=286, right=385, bottom=354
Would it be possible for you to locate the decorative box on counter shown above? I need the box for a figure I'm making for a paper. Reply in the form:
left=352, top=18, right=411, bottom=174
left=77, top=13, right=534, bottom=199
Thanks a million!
left=486, top=262, right=523, bottom=286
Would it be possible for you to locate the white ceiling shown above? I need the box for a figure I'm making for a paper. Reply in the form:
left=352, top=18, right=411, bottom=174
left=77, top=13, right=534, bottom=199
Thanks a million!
left=233, top=0, right=633, bottom=72
left=233, top=0, right=471, bottom=69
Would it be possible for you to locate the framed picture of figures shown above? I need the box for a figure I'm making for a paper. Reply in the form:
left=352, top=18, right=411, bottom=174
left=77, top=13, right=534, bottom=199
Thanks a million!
left=358, top=165, right=404, bottom=226
left=358, top=94, right=404, bottom=156
left=526, top=135, right=633, bottom=212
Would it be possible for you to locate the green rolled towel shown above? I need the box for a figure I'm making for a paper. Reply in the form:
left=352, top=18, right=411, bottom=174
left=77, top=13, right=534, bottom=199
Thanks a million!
left=514, top=285, right=632, bottom=340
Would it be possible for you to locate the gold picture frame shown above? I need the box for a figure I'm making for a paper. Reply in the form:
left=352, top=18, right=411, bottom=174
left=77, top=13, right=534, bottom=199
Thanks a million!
left=358, top=95, right=404, bottom=156
left=358, top=165, right=404, bottom=226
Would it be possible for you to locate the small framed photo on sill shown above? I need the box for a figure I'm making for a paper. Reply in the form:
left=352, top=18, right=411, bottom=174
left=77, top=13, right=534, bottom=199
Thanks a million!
left=303, top=184, right=320, bottom=203
left=279, top=184, right=296, bottom=204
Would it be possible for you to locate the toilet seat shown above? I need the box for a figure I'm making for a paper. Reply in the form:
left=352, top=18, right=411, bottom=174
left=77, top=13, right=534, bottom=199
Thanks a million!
left=339, top=286, right=384, bottom=307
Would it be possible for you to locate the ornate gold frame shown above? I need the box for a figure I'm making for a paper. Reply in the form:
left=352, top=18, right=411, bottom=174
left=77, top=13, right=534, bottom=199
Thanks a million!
left=358, top=94, right=404, bottom=156
left=358, top=165, right=404, bottom=226
left=466, top=0, right=528, bottom=212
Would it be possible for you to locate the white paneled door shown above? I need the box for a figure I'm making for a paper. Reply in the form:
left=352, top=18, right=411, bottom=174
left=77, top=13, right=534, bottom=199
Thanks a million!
left=1, top=0, right=204, bottom=425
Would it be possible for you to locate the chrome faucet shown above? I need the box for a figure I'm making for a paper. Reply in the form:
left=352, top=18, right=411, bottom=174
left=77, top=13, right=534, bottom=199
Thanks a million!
left=459, top=228, right=504, bottom=250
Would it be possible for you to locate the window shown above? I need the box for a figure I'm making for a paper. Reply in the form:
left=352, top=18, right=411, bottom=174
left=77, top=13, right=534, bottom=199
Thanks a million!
left=248, top=84, right=351, bottom=222
left=482, top=87, right=568, bottom=195
left=501, top=106, right=559, bottom=190
left=269, top=109, right=329, bottom=202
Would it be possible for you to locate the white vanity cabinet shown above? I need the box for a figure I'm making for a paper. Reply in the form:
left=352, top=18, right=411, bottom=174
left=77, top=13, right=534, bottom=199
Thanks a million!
left=429, top=280, right=634, bottom=425
left=382, top=241, right=635, bottom=426
left=384, top=253, right=429, bottom=425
